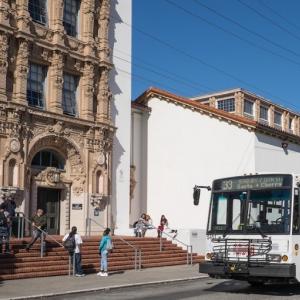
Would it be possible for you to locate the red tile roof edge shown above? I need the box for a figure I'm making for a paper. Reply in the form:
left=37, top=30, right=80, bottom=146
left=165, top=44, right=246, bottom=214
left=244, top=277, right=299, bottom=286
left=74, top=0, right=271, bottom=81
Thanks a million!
left=134, top=87, right=300, bottom=144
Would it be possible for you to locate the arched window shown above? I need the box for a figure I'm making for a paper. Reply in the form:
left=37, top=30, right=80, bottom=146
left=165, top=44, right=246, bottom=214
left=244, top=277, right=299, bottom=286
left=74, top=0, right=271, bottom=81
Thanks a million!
left=96, top=170, right=104, bottom=194
left=8, top=159, right=18, bottom=186
left=31, top=150, right=65, bottom=170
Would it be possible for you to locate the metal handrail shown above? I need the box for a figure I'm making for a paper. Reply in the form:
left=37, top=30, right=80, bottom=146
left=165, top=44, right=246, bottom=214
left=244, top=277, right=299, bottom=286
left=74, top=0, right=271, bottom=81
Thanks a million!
left=19, top=213, right=75, bottom=276
left=154, top=225, right=193, bottom=265
left=86, top=217, right=142, bottom=271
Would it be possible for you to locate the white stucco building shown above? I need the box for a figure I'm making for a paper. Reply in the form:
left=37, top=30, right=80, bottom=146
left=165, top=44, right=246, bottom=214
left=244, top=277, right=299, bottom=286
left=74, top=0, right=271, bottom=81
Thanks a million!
left=131, top=87, right=300, bottom=253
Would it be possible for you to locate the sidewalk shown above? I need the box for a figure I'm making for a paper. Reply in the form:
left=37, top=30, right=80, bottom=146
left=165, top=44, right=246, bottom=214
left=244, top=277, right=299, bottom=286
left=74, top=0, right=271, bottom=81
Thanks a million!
left=0, top=265, right=207, bottom=300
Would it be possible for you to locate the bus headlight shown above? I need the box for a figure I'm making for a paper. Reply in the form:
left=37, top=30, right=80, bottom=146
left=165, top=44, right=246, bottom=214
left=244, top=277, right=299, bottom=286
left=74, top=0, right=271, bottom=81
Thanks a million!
left=206, top=253, right=212, bottom=260
left=266, top=254, right=281, bottom=262
left=281, top=255, right=289, bottom=262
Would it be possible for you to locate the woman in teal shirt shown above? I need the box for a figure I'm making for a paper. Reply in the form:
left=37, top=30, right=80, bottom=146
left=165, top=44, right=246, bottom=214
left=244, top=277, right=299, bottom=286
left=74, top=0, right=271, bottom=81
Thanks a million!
left=97, top=228, right=113, bottom=277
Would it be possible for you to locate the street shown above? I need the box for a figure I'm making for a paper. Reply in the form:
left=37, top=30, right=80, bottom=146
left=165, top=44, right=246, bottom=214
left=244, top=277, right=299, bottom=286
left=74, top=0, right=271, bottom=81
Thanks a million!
left=48, top=278, right=300, bottom=300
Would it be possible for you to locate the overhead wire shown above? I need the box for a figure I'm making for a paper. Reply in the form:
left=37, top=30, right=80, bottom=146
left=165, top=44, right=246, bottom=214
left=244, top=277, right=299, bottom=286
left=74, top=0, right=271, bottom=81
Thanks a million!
left=237, top=0, right=300, bottom=43
left=258, top=0, right=300, bottom=33
left=113, top=54, right=209, bottom=94
left=191, top=0, right=300, bottom=60
left=112, top=6, right=300, bottom=110
left=115, top=48, right=215, bottom=92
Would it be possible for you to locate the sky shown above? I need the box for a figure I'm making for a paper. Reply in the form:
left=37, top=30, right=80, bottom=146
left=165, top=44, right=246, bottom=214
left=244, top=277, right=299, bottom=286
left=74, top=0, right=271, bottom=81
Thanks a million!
left=131, top=0, right=300, bottom=112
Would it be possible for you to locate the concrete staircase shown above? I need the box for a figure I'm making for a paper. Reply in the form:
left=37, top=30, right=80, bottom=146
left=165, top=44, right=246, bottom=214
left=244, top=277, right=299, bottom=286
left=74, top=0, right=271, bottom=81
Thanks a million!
left=0, top=236, right=204, bottom=280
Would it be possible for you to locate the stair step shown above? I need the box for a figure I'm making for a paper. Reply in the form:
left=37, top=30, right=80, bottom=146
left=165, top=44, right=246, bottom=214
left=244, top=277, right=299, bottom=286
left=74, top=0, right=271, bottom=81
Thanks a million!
left=0, top=237, right=203, bottom=280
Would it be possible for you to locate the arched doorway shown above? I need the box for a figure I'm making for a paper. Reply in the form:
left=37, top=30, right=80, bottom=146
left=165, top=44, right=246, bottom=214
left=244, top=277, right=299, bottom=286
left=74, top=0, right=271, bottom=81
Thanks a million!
left=31, top=150, right=66, bottom=235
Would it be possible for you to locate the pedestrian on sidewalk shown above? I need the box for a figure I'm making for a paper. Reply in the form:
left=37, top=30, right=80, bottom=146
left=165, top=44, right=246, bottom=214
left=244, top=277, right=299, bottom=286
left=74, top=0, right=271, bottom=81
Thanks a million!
left=0, top=203, right=10, bottom=254
left=98, top=227, right=113, bottom=277
left=26, top=209, right=47, bottom=251
left=63, top=226, right=85, bottom=277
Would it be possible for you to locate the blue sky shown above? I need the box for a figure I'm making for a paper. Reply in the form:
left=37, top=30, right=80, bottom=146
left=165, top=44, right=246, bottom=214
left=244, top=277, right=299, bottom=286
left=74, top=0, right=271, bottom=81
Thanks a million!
left=131, top=0, right=300, bottom=112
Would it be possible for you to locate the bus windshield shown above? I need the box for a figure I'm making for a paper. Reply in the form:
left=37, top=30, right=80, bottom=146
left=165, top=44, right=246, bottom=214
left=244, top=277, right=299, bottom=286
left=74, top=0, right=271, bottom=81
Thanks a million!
left=208, top=188, right=292, bottom=235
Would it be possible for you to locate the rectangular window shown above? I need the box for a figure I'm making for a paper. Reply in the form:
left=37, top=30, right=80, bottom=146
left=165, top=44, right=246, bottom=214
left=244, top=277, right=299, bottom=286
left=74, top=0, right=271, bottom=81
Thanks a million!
left=289, top=118, right=293, bottom=131
left=274, top=111, right=282, bottom=127
left=244, top=99, right=254, bottom=117
left=27, top=63, right=47, bottom=108
left=63, top=0, right=80, bottom=37
left=62, top=73, right=78, bottom=116
left=217, top=98, right=235, bottom=112
left=259, top=105, right=268, bottom=121
left=28, top=0, right=47, bottom=25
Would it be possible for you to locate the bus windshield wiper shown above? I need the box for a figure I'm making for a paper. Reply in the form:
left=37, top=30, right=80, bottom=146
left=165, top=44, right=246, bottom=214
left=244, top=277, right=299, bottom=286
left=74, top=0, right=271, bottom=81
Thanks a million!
left=246, top=224, right=267, bottom=238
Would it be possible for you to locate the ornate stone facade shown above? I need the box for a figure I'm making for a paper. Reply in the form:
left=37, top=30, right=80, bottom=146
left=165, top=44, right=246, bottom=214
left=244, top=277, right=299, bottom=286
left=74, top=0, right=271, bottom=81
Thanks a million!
left=0, top=0, right=115, bottom=234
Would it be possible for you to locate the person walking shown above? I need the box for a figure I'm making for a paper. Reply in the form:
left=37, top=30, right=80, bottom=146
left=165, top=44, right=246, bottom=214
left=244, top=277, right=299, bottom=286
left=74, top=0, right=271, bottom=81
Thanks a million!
left=0, top=203, right=10, bottom=254
left=26, top=209, right=47, bottom=251
left=97, top=228, right=113, bottom=277
left=63, top=226, right=85, bottom=277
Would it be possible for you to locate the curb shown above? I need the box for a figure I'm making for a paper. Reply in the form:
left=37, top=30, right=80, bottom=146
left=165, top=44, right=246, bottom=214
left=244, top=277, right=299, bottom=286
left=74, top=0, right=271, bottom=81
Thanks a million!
left=7, top=275, right=208, bottom=300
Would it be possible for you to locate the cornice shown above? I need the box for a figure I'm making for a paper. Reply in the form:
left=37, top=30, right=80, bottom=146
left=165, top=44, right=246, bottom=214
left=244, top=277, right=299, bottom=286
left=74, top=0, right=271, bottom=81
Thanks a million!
left=0, top=100, right=115, bottom=131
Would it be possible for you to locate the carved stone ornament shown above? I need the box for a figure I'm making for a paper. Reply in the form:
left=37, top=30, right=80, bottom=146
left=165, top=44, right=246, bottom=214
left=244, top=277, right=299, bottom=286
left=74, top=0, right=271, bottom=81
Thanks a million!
left=96, top=152, right=106, bottom=166
left=10, top=138, right=21, bottom=153
left=35, top=167, right=61, bottom=187
left=72, top=176, right=85, bottom=196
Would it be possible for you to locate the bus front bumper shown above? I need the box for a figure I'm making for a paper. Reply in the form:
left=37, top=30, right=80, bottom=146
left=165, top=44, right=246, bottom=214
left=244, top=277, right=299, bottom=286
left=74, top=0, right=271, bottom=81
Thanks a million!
left=199, top=261, right=296, bottom=278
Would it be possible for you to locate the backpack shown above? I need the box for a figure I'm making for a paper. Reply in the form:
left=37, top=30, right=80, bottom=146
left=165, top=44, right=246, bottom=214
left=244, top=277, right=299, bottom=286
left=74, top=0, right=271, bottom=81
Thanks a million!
left=106, top=238, right=113, bottom=251
left=0, top=212, right=7, bottom=227
left=63, top=234, right=76, bottom=253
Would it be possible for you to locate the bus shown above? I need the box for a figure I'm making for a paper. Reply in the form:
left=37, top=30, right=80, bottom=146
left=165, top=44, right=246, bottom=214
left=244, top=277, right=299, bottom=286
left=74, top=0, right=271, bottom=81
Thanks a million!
left=194, top=173, right=300, bottom=285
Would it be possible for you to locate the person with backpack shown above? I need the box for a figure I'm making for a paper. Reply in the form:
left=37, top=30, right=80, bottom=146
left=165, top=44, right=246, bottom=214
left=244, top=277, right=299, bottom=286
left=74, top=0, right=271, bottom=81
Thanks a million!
left=63, top=226, right=85, bottom=277
left=0, top=203, right=10, bottom=254
left=97, top=228, right=113, bottom=277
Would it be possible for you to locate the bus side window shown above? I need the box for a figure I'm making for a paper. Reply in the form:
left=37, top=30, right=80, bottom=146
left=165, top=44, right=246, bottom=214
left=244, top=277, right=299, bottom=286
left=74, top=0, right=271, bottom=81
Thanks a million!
left=293, top=188, right=300, bottom=234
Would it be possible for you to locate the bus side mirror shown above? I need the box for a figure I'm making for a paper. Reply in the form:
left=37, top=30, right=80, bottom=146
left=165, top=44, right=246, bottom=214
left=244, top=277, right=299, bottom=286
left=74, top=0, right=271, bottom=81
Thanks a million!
left=193, top=186, right=201, bottom=206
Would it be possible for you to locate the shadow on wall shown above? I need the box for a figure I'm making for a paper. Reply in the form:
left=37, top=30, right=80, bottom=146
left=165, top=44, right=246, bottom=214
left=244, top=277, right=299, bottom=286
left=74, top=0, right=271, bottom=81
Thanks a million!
left=108, top=0, right=127, bottom=229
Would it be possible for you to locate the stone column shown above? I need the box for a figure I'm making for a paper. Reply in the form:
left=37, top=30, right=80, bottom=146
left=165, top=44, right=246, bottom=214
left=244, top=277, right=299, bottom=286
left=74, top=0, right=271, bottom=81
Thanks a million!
left=48, top=50, right=63, bottom=113
left=208, top=96, right=216, bottom=108
left=81, top=0, right=94, bottom=42
left=282, top=112, right=288, bottom=131
left=234, top=91, right=244, bottom=115
left=269, top=105, right=275, bottom=127
left=96, top=68, right=111, bottom=122
left=254, top=99, right=260, bottom=122
left=98, top=0, right=110, bottom=63
left=15, top=0, right=30, bottom=33
left=81, top=61, right=94, bottom=120
left=14, top=39, right=28, bottom=105
left=0, top=0, right=10, bottom=27
left=0, top=31, right=8, bottom=102
left=49, top=0, right=64, bottom=45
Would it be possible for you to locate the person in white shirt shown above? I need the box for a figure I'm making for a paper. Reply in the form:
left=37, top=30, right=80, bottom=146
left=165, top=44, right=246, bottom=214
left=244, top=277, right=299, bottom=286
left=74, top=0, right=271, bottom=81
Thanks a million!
left=63, top=226, right=85, bottom=277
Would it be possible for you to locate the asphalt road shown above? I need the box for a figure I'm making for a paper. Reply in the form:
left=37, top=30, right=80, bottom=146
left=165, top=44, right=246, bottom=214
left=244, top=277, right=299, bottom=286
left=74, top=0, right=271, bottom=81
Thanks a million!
left=47, top=278, right=300, bottom=300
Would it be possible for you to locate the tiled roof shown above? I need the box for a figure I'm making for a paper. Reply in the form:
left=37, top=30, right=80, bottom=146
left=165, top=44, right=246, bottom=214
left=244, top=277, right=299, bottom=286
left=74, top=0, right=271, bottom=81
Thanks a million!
left=134, top=87, right=300, bottom=144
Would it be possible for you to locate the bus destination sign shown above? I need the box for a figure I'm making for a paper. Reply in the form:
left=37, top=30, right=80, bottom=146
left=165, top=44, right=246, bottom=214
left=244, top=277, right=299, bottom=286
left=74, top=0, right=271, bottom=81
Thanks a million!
left=219, top=176, right=285, bottom=191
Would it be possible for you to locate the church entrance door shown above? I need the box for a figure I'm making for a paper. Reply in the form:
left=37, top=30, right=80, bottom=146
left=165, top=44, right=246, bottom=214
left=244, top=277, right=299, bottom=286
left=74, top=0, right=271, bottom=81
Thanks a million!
left=37, top=188, right=60, bottom=235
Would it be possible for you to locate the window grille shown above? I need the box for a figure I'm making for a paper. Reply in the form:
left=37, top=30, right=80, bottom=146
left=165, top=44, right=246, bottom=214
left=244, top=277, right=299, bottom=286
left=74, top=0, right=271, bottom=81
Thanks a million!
left=27, top=63, right=47, bottom=108
left=63, top=0, right=80, bottom=37
left=62, top=73, right=78, bottom=116
left=28, top=0, right=47, bottom=25
left=217, top=98, right=235, bottom=112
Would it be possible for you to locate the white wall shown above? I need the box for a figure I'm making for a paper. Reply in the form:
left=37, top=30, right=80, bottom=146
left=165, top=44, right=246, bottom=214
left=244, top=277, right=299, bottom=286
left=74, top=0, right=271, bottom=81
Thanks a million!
left=110, top=0, right=132, bottom=234
left=255, top=133, right=300, bottom=174
left=145, top=98, right=256, bottom=233
left=131, top=109, right=149, bottom=224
